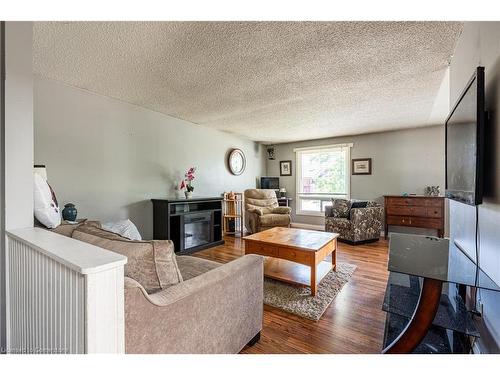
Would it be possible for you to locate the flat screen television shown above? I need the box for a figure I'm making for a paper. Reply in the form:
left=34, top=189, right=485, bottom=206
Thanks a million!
left=445, top=66, right=485, bottom=206
left=260, top=177, right=279, bottom=190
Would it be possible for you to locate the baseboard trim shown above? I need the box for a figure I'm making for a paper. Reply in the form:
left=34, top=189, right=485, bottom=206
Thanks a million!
left=291, top=222, right=324, bottom=231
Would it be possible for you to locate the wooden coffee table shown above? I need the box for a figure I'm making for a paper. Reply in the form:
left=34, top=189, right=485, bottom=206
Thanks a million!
left=244, top=227, right=339, bottom=296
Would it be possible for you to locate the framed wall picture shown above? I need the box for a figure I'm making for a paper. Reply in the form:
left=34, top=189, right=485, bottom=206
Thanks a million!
left=352, top=158, right=372, bottom=175
left=280, top=160, right=292, bottom=176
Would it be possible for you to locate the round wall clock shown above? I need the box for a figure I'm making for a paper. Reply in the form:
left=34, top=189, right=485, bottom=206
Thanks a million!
left=228, top=149, right=246, bottom=175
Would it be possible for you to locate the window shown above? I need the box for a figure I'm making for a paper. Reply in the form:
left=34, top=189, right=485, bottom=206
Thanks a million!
left=295, top=144, right=351, bottom=216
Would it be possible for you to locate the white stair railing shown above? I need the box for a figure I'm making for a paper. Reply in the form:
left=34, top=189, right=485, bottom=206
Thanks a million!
left=5, top=227, right=127, bottom=354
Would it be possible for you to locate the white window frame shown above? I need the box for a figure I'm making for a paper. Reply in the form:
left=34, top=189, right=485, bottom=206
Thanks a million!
left=294, top=143, right=352, bottom=216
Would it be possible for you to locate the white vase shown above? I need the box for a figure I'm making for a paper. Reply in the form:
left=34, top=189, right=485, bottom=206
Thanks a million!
left=185, top=191, right=192, bottom=199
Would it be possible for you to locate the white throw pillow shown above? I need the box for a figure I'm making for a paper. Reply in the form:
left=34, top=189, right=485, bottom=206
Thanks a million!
left=33, top=173, right=61, bottom=229
left=102, top=219, right=142, bottom=241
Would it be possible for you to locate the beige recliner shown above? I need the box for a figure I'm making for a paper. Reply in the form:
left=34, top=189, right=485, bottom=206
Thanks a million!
left=244, top=189, right=291, bottom=234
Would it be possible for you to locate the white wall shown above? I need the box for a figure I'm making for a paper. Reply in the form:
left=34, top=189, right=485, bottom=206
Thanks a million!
left=1, top=21, right=33, bottom=353
left=4, top=22, right=33, bottom=230
left=448, top=22, right=500, bottom=353
left=266, top=126, right=445, bottom=229
left=0, top=20, right=5, bottom=355
left=34, top=76, right=266, bottom=239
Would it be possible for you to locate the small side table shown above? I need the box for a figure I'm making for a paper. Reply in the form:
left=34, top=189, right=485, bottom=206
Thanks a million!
left=277, top=197, right=293, bottom=207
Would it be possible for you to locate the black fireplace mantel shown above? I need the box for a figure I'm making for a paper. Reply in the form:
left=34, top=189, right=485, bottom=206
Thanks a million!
left=151, top=197, right=224, bottom=254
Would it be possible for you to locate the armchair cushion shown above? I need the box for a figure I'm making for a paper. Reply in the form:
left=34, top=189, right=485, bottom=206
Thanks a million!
left=244, top=189, right=279, bottom=209
left=349, top=201, right=368, bottom=219
left=247, top=207, right=271, bottom=216
left=330, top=198, right=351, bottom=218
left=272, top=206, right=292, bottom=214
left=325, top=217, right=352, bottom=239
left=259, top=213, right=291, bottom=227
left=350, top=201, right=368, bottom=209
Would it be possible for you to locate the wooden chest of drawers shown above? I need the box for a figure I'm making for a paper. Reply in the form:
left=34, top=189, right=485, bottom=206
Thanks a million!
left=384, top=195, right=444, bottom=239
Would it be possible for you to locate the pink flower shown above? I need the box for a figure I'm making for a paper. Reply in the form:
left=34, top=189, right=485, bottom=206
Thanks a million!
left=180, top=180, right=186, bottom=189
left=185, top=167, right=196, bottom=181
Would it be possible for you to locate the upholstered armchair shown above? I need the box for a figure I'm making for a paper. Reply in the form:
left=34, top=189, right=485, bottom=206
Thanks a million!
left=325, top=199, right=383, bottom=244
left=244, top=189, right=291, bottom=234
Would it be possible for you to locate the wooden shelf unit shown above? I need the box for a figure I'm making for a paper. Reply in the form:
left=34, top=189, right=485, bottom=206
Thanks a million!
left=223, top=192, right=243, bottom=236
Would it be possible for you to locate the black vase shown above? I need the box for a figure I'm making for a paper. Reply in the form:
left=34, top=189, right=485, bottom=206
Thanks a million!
left=62, top=203, right=77, bottom=221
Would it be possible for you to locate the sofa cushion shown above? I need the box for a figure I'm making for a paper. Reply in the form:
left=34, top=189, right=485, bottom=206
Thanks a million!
left=102, top=219, right=142, bottom=240
left=330, top=198, right=351, bottom=218
left=48, top=219, right=100, bottom=237
left=176, top=255, right=221, bottom=281
left=49, top=221, right=83, bottom=237
left=72, top=224, right=182, bottom=293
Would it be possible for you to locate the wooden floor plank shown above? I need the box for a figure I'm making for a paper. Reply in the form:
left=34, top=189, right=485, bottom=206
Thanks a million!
left=194, top=234, right=389, bottom=354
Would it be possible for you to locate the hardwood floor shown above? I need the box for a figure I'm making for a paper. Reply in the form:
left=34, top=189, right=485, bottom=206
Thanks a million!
left=194, top=235, right=390, bottom=354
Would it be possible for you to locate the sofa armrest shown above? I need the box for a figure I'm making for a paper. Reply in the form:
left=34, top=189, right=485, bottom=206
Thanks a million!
left=124, top=254, right=264, bottom=353
left=325, top=205, right=333, bottom=217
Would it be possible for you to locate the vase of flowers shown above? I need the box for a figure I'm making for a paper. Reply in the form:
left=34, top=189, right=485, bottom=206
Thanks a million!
left=182, top=167, right=196, bottom=199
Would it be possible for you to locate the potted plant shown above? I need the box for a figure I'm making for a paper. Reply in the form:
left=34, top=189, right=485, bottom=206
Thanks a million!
left=183, top=167, right=196, bottom=199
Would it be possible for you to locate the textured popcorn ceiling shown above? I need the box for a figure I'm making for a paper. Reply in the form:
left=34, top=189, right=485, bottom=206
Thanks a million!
left=33, top=22, right=463, bottom=143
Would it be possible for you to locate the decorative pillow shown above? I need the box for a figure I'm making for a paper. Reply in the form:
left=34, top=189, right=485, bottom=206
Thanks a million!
left=350, top=201, right=368, bottom=209
left=330, top=198, right=351, bottom=218
left=72, top=224, right=182, bottom=293
left=33, top=173, right=61, bottom=228
left=102, top=219, right=142, bottom=240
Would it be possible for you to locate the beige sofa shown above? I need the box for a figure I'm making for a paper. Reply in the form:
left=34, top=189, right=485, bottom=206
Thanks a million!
left=244, top=189, right=291, bottom=233
left=52, top=221, right=263, bottom=353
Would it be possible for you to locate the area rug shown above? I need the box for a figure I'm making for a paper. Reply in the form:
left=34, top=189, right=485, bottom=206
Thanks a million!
left=263, top=262, right=356, bottom=321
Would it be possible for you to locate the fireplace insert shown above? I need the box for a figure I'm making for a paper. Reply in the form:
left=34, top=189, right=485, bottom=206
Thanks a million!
left=184, top=212, right=212, bottom=250
left=151, top=197, right=224, bottom=254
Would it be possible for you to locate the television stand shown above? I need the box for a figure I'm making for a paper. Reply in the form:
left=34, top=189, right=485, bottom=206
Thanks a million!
left=382, top=233, right=500, bottom=353
left=151, top=197, right=224, bottom=254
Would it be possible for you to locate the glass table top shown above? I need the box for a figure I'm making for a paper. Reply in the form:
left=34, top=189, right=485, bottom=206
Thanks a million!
left=388, top=234, right=500, bottom=292
left=383, top=272, right=479, bottom=337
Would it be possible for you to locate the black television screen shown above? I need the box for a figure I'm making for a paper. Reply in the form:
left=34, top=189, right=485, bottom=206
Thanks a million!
left=260, top=177, right=279, bottom=190
left=445, top=66, right=485, bottom=206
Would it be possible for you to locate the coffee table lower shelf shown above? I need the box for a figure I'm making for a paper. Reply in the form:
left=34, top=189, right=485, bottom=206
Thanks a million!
left=264, top=258, right=333, bottom=289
